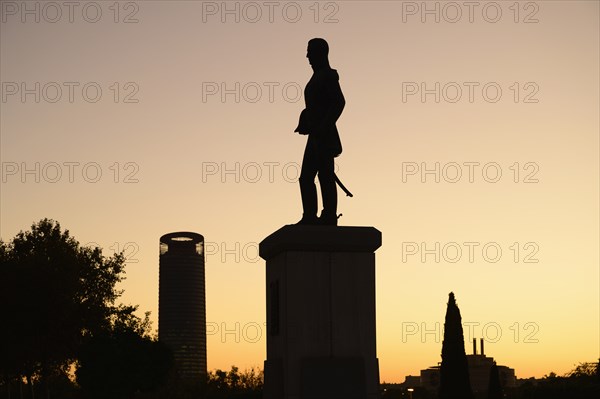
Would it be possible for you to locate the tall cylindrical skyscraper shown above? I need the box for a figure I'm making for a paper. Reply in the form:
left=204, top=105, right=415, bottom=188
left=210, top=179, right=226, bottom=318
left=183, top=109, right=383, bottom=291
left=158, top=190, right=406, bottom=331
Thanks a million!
left=159, top=232, right=206, bottom=378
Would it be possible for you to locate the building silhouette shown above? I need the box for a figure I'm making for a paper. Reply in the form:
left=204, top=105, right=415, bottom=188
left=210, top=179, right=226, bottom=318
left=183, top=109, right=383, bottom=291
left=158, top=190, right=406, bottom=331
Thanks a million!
left=159, top=232, right=207, bottom=379
left=417, top=339, right=516, bottom=396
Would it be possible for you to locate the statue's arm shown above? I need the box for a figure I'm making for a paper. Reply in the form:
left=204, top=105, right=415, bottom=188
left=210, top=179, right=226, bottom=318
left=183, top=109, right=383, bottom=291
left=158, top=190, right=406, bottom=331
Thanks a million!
left=294, top=109, right=309, bottom=134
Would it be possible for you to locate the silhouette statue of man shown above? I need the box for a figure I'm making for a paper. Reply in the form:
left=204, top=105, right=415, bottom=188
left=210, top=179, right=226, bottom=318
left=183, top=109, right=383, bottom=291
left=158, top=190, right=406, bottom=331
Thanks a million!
left=294, top=38, right=345, bottom=226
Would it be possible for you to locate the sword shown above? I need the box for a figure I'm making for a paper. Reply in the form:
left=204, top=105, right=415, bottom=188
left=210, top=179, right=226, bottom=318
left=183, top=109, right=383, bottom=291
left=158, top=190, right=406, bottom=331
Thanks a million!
left=334, top=173, right=353, bottom=197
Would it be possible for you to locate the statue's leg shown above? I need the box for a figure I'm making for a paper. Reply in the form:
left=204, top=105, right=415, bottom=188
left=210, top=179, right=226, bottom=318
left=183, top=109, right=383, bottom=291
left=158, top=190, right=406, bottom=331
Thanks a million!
left=318, top=151, right=337, bottom=223
left=299, top=139, right=319, bottom=221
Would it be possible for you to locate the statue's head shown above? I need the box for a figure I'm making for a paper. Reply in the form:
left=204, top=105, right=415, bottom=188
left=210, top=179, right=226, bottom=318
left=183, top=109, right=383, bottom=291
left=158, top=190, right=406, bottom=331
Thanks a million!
left=307, top=38, right=329, bottom=68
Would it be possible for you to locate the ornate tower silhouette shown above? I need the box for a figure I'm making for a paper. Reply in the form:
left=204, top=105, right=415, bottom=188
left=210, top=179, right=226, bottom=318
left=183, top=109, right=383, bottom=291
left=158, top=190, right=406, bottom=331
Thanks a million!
left=159, top=232, right=207, bottom=379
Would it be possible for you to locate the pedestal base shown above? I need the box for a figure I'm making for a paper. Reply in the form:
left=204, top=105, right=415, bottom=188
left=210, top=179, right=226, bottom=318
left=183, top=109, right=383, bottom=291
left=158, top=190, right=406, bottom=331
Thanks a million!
left=260, top=225, right=382, bottom=399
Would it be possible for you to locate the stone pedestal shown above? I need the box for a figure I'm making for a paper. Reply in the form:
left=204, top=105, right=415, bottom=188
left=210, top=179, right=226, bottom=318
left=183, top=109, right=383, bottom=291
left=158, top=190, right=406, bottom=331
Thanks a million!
left=259, top=225, right=382, bottom=399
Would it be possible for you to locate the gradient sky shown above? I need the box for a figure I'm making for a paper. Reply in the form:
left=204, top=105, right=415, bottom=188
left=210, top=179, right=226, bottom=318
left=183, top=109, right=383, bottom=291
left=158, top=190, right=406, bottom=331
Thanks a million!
left=1, top=0, right=598, bottom=383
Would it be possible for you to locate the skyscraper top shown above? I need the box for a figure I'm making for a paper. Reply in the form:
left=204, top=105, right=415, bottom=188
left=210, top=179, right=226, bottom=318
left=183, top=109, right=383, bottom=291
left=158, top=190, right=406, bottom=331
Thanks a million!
left=160, top=231, right=204, bottom=243
left=160, top=232, right=204, bottom=255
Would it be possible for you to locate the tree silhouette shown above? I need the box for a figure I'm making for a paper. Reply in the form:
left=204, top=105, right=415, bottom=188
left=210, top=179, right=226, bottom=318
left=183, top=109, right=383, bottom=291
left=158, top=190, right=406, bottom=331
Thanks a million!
left=76, top=310, right=173, bottom=399
left=0, top=218, right=141, bottom=397
left=517, top=363, right=600, bottom=399
left=567, top=362, right=598, bottom=378
left=205, top=366, right=263, bottom=399
left=439, top=292, right=473, bottom=399
left=487, top=363, right=502, bottom=399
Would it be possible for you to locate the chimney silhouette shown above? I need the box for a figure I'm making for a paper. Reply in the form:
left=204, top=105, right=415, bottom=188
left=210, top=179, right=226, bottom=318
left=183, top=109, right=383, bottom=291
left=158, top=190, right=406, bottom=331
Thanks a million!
left=472, top=338, right=477, bottom=355
left=480, top=338, right=485, bottom=356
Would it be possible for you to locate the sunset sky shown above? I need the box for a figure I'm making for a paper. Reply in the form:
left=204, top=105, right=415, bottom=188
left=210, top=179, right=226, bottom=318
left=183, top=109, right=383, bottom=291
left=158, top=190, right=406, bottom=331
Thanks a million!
left=1, top=0, right=598, bottom=383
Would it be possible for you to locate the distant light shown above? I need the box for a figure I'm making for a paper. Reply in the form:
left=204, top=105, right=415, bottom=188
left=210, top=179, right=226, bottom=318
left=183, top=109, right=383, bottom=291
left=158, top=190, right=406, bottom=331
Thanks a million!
left=408, top=388, right=414, bottom=392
